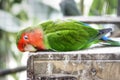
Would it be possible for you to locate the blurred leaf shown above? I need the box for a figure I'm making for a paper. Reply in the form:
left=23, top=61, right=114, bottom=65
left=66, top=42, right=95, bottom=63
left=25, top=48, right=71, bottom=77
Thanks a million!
left=14, top=0, right=22, bottom=3
left=16, top=10, right=28, bottom=21
left=107, top=0, right=117, bottom=8
left=11, top=74, right=19, bottom=80
left=26, top=0, right=59, bottom=20
left=89, top=0, right=104, bottom=15
left=106, top=0, right=117, bottom=14
left=0, top=10, right=22, bottom=33
left=60, top=0, right=80, bottom=16
left=89, top=0, right=117, bottom=15
left=80, top=0, right=84, bottom=15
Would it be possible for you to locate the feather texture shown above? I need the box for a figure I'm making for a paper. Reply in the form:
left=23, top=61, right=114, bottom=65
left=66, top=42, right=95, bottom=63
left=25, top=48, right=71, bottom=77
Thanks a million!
left=40, top=20, right=100, bottom=51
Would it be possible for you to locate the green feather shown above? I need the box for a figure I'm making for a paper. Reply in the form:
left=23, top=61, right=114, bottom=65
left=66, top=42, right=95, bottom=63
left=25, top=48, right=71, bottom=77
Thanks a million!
left=102, top=39, right=120, bottom=46
left=40, top=20, right=99, bottom=51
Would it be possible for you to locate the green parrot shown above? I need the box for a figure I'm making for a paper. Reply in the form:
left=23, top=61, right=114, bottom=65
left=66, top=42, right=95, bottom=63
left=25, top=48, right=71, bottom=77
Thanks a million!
left=16, top=19, right=120, bottom=52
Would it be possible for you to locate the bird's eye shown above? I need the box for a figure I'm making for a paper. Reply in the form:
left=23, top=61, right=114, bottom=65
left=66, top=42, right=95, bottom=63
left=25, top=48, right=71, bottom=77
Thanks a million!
left=24, top=35, right=28, bottom=40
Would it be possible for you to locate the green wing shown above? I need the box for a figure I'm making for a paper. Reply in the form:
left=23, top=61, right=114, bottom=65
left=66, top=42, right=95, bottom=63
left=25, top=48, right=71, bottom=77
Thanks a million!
left=40, top=20, right=98, bottom=51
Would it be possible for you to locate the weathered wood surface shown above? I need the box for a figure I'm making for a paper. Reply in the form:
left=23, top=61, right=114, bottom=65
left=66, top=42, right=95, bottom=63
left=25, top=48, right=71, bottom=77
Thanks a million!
left=27, top=54, right=120, bottom=80
left=63, top=16, right=120, bottom=24
left=27, top=38, right=120, bottom=80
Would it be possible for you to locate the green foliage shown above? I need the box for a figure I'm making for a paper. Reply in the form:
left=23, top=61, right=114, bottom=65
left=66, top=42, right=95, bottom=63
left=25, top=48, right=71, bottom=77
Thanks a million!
left=0, top=0, right=24, bottom=80
left=0, top=31, right=8, bottom=69
left=14, top=0, right=22, bottom=3
left=89, top=0, right=117, bottom=15
left=16, top=10, right=28, bottom=21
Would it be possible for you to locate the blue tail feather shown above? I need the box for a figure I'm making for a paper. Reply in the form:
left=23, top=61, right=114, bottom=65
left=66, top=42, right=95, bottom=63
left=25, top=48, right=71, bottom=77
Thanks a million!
left=101, top=36, right=110, bottom=41
left=78, top=21, right=120, bottom=46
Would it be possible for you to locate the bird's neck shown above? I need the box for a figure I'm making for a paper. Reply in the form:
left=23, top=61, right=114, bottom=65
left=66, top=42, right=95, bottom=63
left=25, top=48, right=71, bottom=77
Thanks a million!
left=29, top=28, right=46, bottom=50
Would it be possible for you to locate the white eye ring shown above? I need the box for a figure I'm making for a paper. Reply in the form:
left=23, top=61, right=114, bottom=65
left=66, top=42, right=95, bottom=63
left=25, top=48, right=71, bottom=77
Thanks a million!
left=24, top=35, right=28, bottom=40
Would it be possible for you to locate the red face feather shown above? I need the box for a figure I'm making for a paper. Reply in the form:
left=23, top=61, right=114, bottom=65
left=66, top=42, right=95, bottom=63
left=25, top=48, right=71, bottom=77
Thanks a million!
left=17, top=28, right=45, bottom=52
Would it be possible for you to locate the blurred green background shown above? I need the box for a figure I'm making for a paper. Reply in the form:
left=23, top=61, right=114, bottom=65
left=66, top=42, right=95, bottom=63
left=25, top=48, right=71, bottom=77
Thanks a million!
left=0, top=0, right=119, bottom=80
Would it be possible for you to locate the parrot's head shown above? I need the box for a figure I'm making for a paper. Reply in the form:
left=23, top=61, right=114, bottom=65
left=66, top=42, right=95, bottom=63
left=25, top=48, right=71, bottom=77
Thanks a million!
left=16, top=27, right=45, bottom=52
